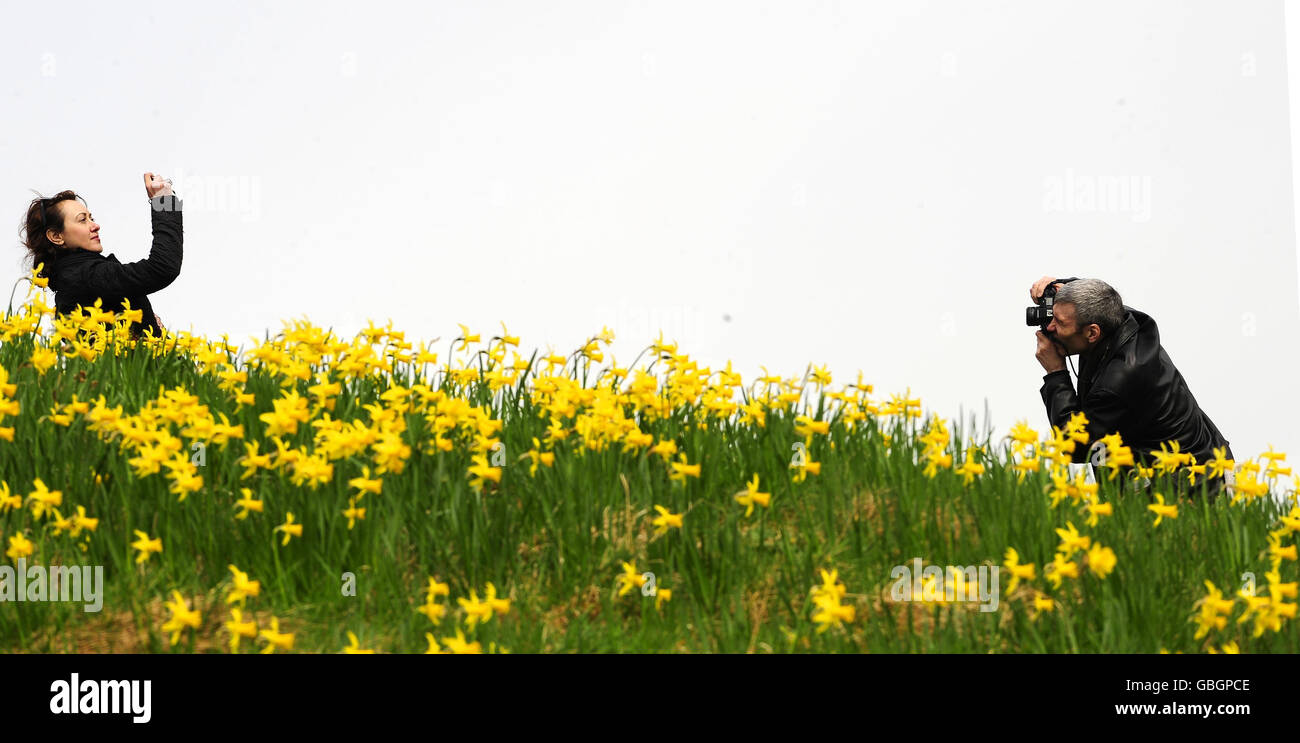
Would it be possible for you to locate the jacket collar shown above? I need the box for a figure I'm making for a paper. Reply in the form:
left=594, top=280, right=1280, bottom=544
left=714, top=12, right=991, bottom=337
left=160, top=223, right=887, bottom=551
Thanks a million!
left=49, top=249, right=119, bottom=292
left=1081, top=308, right=1139, bottom=369
left=53, top=249, right=119, bottom=270
left=53, top=247, right=105, bottom=265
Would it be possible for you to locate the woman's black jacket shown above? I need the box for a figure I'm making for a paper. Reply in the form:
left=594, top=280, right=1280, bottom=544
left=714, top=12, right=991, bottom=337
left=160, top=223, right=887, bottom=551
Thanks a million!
left=46, top=193, right=183, bottom=339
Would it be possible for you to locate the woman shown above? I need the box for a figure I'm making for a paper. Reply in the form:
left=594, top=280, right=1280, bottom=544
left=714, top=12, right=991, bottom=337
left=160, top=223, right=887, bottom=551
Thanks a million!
left=21, top=172, right=183, bottom=340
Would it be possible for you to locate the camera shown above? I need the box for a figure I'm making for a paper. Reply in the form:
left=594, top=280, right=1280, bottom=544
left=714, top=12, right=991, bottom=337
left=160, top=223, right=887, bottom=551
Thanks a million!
left=1025, top=283, right=1059, bottom=330
left=1025, top=277, right=1076, bottom=330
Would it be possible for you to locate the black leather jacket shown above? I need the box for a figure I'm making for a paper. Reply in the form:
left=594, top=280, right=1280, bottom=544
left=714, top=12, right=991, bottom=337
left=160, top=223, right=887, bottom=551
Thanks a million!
left=46, top=193, right=183, bottom=339
left=1040, top=305, right=1233, bottom=466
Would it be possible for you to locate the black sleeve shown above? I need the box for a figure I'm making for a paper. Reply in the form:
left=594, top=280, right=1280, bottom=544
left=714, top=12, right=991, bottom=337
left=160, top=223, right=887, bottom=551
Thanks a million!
left=78, top=193, right=183, bottom=297
left=1040, top=370, right=1129, bottom=463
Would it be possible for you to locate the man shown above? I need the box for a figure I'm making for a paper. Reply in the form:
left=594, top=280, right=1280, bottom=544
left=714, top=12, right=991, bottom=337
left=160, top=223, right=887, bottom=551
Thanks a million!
left=1031, top=276, right=1233, bottom=496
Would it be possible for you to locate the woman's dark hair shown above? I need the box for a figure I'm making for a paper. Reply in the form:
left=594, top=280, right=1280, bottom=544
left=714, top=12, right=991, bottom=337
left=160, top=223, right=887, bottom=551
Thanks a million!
left=21, top=189, right=87, bottom=282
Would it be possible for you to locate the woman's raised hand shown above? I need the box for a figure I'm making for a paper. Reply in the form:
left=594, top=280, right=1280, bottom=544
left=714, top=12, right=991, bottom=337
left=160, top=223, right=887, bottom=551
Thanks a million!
left=143, top=172, right=174, bottom=199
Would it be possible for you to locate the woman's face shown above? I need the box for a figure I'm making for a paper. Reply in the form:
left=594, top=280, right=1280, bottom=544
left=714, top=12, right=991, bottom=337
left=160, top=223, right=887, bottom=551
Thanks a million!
left=48, top=200, right=101, bottom=253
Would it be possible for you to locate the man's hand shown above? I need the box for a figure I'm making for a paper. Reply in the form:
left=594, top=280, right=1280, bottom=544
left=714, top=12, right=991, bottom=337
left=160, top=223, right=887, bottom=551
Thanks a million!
left=1036, top=330, right=1066, bottom=373
left=154, top=312, right=165, bottom=331
left=1030, top=275, right=1063, bottom=303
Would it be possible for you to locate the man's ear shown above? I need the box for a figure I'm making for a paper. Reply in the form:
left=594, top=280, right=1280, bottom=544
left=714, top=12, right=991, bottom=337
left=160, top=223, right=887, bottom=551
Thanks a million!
left=1086, top=324, right=1102, bottom=343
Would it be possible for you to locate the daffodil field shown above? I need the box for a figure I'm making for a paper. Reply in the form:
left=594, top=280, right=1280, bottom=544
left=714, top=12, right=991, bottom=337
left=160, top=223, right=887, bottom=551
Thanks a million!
left=2, top=281, right=1299, bottom=654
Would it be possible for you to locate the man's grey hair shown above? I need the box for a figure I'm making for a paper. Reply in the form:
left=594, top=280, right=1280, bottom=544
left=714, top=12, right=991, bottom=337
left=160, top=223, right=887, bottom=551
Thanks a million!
left=1055, top=278, right=1125, bottom=336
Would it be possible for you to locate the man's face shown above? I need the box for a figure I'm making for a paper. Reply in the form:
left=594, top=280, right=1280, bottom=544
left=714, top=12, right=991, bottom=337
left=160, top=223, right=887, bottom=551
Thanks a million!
left=1046, top=302, right=1099, bottom=355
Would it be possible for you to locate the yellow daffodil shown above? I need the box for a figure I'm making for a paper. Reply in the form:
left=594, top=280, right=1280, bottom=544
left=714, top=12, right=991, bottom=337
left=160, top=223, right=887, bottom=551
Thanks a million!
left=348, top=466, right=383, bottom=498
left=734, top=474, right=772, bottom=517
left=1047, top=469, right=1073, bottom=508
left=1150, top=440, right=1195, bottom=476
left=440, top=628, right=482, bottom=654
left=425, top=577, right=451, bottom=603
left=226, top=564, right=261, bottom=605
left=1084, top=501, right=1112, bottom=528
left=274, top=512, right=303, bottom=545
left=483, top=582, right=511, bottom=616
left=49, top=508, right=76, bottom=536
left=131, top=530, right=163, bottom=564
left=234, top=488, right=263, bottom=520
left=342, top=498, right=366, bottom=529
left=30, top=345, right=59, bottom=375
left=791, top=458, right=821, bottom=483
left=454, top=323, right=480, bottom=352
left=70, top=505, right=98, bottom=536
left=811, top=594, right=856, bottom=633
left=0, top=483, right=21, bottom=514
left=259, top=616, right=295, bottom=653
left=457, top=589, right=495, bottom=629
left=669, top=453, right=701, bottom=483
left=1277, top=506, right=1300, bottom=537
left=1259, top=445, right=1288, bottom=465
left=1054, top=521, right=1091, bottom=559
left=1002, top=547, right=1036, bottom=594
left=161, top=590, right=201, bottom=647
left=225, top=607, right=258, bottom=652
left=5, top=532, right=34, bottom=561
left=812, top=569, right=848, bottom=604
left=794, top=415, right=831, bottom=438
left=1208, top=446, right=1235, bottom=480
left=1086, top=543, right=1117, bottom=578
left=809, top=569, right=855, bottom=633
left=649, top=439, right=678, bottom=461
left=1045, top=552, right=1079, bottom=589
left=655, top=587, right=672, bottom=611
left=1029, top=591, right=1056, bottom=621
left=467, top=453, right=502, bottom=493
left=617, top=561, right=647, bottom=597
left=954, top=448, right=986, bottom=486
left=1013, top=455, right=1041, bottom=483
left=1192, top=581, right=1235, bottom=640
left=1267, top=532, right=1297, bottom=563
left=1006, top=420, right=1039, bottom=450
left=416, top=596, right=448, bottom=624
left=424, top=633, right=445, bottom=654
left=25, top=478, right=63, bottom=521
left=1148, top=493, right=1178, bottom=527
left=922, top=451, right=953, bottom=479
left=343, top=631, right=376, bottom=654
left=651, top=504, right=684, bottom=535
